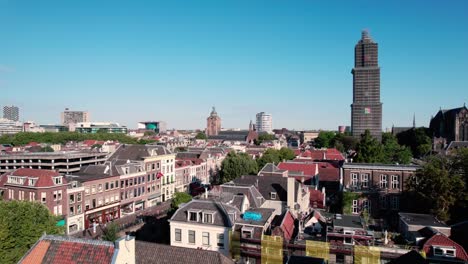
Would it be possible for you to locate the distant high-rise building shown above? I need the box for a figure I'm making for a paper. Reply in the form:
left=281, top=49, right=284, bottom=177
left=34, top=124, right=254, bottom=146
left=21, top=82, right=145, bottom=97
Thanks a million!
left=351, top=30, right=382, bottom=140
left=206, top=106, right=221, bottom=136
left=3, top=105, right=19, bottom=121
left=61, top=109, right=90, bottom=126
left=137, top=121, right=167, bottom=134
left=256, top=112, right=272, bottom=133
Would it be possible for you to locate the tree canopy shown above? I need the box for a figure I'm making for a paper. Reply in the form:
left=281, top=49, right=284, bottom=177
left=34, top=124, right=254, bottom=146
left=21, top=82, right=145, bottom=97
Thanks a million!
left=0, top=201, right=64, bottom=264
left=406, top=154, right=466, bottom=222
left=314, top=131, right=336, bottom=149
left=195, top=132, right=208, bottom=140
left=354, top=131, right=412, bottom=164
left=102, top=222, right=120, bottom=242
left=0, top=132, right=140, bottom=146
left=256, top=147, right=296, bottom=169
left=171, top=192, right=193, bottom=209
left=39, top=146, right=54, bottom=152
left=220, top=151, right=258, bottom=183
left=396, top=127, right=432, bottom=158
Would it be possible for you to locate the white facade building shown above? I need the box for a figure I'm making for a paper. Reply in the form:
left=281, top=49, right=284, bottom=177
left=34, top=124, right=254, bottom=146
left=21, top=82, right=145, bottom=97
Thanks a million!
left=256, top=112, right=273, bottom=133
left=169, top=199, right=239, bottom=257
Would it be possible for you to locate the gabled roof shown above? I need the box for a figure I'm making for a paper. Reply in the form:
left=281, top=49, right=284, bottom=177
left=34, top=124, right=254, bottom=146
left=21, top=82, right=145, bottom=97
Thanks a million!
left=232, top=175, right=295, bottom=202
left=389, top=250, right=428, bottom=264
left=170, top=199, right=240, bottom=227
left=422, top=233, right=468, bottom=261
left=271, top=210, right=296, bottom=241
left=108, top=144, right=173, bottom=163
left=220, top=184, right=264, bottom=208
left=136, top=241, right=234, bottom=264
left=18, top=235, right=115, bottom=264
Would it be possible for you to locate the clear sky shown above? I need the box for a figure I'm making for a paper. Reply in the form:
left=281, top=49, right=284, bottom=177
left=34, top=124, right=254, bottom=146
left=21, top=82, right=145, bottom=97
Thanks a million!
left=1, top=0, right=467, bottom=130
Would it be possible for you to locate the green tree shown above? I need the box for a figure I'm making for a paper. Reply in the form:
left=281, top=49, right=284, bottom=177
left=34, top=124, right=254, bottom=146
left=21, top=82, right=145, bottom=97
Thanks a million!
left=257, top=149, right=281, bottom=169
left=381, top=133, right=412, bottom=164
left=91, top=143, right=102, bottom=149
left=195, top=132, right=208, bottom=140
left=354, top=130, right=385, bottom=163
left=278, top=147, right=296, bottom=161
left=220, top=151, right=258, bottom=183
left=143, top=131, right=157, bottom=136
left=332, top=134, right=358, bottom=152
left=449, top=148, right=468, bottom=222
left=39, top=146, right=54, bottom=152
left=396, top=128, right=432, bottom=158
left=406, top=155, right=465, bottom=221
left=171, top=192, right=193, bottom=209
left=102, top=222, right=120, bottom=242
left=314, top=131, right=336, bottom=148
left=342, top=192, right=361, bottom=215
left=0, top=201, right=64, bottom=263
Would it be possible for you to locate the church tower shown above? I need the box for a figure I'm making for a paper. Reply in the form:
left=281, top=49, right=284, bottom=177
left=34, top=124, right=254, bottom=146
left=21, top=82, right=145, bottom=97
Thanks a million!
left=206, top=107, right=221, bottom=136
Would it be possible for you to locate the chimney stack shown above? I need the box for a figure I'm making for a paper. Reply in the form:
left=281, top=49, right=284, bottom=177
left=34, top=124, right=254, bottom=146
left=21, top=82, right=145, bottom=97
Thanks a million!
left=114, top=236, right=136, bottom=264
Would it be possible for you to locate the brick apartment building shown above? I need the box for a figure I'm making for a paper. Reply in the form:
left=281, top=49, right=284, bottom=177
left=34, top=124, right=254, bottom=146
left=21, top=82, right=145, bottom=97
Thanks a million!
left=0, top=168, right=68, bottom=216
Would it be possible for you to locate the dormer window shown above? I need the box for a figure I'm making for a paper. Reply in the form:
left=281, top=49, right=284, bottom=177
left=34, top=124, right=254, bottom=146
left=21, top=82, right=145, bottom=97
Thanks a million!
left=7, top=176, right=26, bottom=185
left=123, top=167, right=129, bottom=174
left=270, top=192, right=277, bottom=200
left=29, top=178, right=38, bottom=186
left=203, top=212, right=215, bottom=224
left=188, top=210, right=200, bottom=222
left=433, top=246, right=456, bottom=258
left=228, top=212, right=236, bottom=221
left=53, top=176, right=62, bottom=185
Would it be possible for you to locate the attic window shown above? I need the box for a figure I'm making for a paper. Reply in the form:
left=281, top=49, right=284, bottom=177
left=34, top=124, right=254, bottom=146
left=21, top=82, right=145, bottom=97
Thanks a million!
left=53, top=177, right=62, bottom=185
left=203, top=212, right=215, bottom=224
left=228, top=212, right=236, bottom=221
left=433, top=246, right=456, bottom=258
left=29, top=178, right=38, bottom=186
left=270, top=192, right=277, bottom=200
left=188, top=210, right=201, bottom=222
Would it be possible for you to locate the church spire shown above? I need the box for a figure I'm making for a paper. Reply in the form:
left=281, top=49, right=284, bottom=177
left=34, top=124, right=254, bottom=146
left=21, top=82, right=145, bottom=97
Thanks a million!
left=413, top=113, right=416, bottom=128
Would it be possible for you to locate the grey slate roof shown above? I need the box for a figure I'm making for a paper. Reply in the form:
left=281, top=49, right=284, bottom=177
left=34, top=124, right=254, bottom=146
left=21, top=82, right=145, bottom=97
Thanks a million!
left=220, top=184, right=264, bottom=208
left=208, top=131, right=249, bottom=141
left=342, top=163, right=420, bottom=171
left=135, top=241, right=234, bottom=264
left=333, top=215, right=364, bottom=230
left=170, top=199, right=240, bottom=227
left=231, top=175, right=297, bottom=202
left=108, top=144, right=172, bottom=164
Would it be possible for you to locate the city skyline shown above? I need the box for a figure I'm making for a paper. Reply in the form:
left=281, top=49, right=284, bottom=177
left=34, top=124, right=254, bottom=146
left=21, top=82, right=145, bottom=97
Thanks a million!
left=1, top=1, right=468, bottom=130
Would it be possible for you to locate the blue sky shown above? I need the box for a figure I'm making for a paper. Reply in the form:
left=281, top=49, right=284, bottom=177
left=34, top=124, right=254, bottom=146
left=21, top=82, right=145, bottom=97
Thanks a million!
left=1, top=0, right=467, bottom=130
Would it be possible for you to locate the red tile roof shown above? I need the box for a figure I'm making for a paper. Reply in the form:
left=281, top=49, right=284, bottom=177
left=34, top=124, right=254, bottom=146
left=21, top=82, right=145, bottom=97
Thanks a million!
left=279, top=161, right=340, bottom=182
left=297, top=148, right=345, bottom=161
left=422, top=233, right=468, bottom=261
left=0, top=168, right=64, bottom=188
left=309, top=189, right=325, bottom=209
left=278, top=162, right=318, bottom=177
left=19, top=235, right=115, bottom=264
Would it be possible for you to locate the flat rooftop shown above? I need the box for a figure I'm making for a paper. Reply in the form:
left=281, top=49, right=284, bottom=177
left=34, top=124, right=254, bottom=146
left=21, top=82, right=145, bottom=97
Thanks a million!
left=333, top=215, right=363, bottom=229
left=0, top=151, right=108, bottom=159
left=399, top=212, right=449, bottom=228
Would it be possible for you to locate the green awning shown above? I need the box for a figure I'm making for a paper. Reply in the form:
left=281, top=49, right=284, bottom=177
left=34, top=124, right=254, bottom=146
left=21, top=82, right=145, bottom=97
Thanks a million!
left=56, top=219, right=65, bottom=227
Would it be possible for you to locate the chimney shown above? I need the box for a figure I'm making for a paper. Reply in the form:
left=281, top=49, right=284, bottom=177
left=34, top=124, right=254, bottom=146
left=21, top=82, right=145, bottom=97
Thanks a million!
left=114, top=235, right=136, bottom=264
left=322, top=151, right=326, bottom=160
left=287, top=177, right=295, bottom=211
left=315, top=163, right=319, bottom=176
left=322, top=187, right=326, bottom=208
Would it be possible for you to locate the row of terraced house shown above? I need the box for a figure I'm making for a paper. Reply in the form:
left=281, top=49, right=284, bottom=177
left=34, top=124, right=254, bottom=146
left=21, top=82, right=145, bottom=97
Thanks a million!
left=0, top=144, right=228, bottom=234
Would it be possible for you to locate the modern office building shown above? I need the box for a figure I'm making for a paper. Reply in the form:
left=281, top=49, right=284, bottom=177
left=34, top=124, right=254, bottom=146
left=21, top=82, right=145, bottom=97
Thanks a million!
left=3, top=105, right=19, bottom=121
left=0, top=118, right=22, bottom=135
left=256, top=112, right=273, bottom=133
left=74, top=122, right=127, bottom=134
left=137, top=121, right=167, bottom=134
left=61, top=109, right=90, bottom=126
left=351, top=30, right=382, bottom=140
left=206, top=107, right=221, bottom=136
